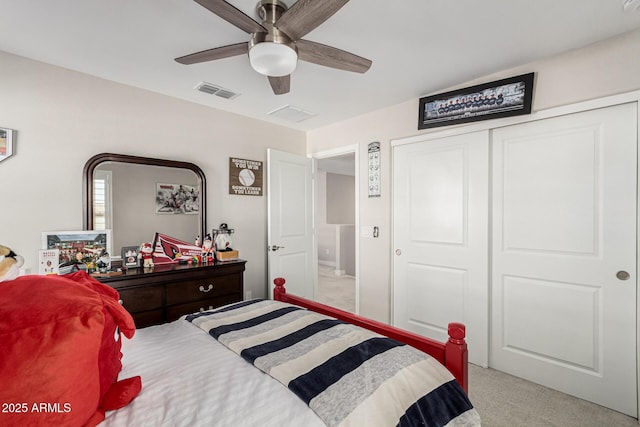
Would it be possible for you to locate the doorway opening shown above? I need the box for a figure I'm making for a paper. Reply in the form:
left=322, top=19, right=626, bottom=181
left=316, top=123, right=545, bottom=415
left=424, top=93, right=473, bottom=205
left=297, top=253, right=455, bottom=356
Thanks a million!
left=315, top=150, right=358, bottom=313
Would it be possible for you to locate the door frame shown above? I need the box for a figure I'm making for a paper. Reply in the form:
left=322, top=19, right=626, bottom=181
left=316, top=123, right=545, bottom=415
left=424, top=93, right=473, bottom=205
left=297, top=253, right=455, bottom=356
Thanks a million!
left=391, top=89, right=640, bottom=413
left=311, top=145, right=360, bottom=314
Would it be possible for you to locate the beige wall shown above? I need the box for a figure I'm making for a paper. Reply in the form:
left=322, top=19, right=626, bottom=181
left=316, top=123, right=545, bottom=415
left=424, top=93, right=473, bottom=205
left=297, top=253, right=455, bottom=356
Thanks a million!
left=307, top=29, right=640, bottom=322
left=326, top=173, right=355, bottom=225
left=0, top=50, right=306, bottom=299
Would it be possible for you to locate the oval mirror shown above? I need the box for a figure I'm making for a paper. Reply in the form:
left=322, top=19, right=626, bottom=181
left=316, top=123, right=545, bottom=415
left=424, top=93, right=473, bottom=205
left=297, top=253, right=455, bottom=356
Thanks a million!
left=83, top=153, right=206, bottom=255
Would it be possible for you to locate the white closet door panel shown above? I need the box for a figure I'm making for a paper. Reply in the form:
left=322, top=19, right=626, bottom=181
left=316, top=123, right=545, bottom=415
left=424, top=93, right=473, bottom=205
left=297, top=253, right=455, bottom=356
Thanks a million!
left=491, top=103, right=637, bottom=416
left=394, top=130, right=489, bottom=366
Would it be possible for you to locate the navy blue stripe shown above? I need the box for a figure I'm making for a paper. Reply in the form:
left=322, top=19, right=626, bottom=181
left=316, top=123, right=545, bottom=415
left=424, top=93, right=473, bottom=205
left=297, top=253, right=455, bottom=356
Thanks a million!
left=397, top=380, right=474, bottom=427
left=209, top=306, right=302, bottom=339
left=185, top=299, right=265, bottom=322
left=289, top=337, right=405, bottom=404
left=240, top=319, right=344, bottom=363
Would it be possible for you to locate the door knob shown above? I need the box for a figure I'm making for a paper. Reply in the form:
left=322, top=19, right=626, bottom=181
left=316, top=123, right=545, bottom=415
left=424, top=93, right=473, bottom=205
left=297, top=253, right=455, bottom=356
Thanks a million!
left=617, top=271, right=630, bottom=281
left=269, top=245, right=285, bottom=251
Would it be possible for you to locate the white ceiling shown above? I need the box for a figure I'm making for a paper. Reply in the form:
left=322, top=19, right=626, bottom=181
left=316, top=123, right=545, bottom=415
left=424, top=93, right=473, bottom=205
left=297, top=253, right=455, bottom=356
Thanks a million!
left=2, top=0, right=640, bottom=131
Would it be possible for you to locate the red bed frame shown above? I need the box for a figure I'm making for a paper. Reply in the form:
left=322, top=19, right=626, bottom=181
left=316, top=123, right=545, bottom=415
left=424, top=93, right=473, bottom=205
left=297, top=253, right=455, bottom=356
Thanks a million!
left=273, top=277, right=468, bottom=393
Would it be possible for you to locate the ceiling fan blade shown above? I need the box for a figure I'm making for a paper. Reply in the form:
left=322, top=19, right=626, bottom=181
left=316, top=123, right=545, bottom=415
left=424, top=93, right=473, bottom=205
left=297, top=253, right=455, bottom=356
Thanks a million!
left=175, top=42, right=248, bottom=65
left=297, top=39, right=371, bottom=73
left=268, top=75, right=290, bottom=95
left=194, top=0, right=266, bottom=34
left=275, top=0, right=350, bottom=40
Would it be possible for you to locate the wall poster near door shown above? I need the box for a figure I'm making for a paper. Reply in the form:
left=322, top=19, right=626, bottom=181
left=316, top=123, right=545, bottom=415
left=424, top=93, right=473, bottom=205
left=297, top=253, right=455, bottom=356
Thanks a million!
left=368, top=142, right=380, bottom=198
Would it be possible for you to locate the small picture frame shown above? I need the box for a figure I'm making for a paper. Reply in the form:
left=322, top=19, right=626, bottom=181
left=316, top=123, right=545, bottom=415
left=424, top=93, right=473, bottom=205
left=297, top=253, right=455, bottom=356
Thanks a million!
left=0, top=127, right=15, bottom=163
left=39, top=249, right=60, bottom=275
left=121, top=245, right=140, bottom=268
left=41, top=230, right=112, bottom=270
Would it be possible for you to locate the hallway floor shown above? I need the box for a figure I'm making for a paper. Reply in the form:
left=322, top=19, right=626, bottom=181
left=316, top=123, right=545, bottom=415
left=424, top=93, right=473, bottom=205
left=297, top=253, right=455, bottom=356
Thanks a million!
left=316, top=264, right=355, bottom=313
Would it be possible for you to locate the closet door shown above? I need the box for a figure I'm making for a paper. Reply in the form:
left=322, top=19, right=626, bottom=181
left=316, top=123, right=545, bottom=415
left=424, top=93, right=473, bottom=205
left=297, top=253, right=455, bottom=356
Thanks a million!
left=491, top=103, right=638, bottom=416
left=393, top=131, right=489, bottom=366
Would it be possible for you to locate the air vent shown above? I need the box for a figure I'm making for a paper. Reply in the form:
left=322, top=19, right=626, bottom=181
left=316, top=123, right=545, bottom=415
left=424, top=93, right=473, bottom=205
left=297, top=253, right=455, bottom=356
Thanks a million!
left=268, top=104, right=316, bottom=123
left=194, top=82, right=240, bottom=99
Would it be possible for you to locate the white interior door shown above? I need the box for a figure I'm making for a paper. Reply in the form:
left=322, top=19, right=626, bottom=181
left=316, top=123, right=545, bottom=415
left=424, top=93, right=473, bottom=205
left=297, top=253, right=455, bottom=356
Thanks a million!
left=393, top=130, right=490, bottom=367
left=491, top=103, right=638, bottom=416
left=267, top=149, right=315, bottom=299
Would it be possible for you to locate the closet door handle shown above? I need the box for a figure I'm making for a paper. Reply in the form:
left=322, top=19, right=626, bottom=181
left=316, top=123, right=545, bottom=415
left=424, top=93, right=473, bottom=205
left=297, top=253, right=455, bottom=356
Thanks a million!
left=617, top=271, right=630, bottom=281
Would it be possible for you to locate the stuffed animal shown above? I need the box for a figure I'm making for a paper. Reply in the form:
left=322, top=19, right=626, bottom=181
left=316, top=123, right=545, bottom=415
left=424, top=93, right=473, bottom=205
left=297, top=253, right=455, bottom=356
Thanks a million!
left=0, top=271, right=141, bottom=426
left=0, top=244, right=24, bottom=282
left=138, top=242, right=154, bottom=268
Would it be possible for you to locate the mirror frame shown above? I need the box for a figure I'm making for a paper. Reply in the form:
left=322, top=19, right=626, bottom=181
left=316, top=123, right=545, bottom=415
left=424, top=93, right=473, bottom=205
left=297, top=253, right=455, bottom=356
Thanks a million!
left=83, top=152, right=207, bottom=242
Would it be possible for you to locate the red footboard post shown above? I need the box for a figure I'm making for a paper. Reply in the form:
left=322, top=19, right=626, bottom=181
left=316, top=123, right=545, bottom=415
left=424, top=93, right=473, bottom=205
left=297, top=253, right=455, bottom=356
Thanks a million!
left=446, top=322, right=468, bottom=393
left=273, top=277, right=287, bottom=301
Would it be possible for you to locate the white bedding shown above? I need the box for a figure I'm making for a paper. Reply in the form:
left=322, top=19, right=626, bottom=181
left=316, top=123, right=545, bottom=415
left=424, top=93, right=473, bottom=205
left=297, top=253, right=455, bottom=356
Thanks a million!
left=102, top=317, right=325, bottom=427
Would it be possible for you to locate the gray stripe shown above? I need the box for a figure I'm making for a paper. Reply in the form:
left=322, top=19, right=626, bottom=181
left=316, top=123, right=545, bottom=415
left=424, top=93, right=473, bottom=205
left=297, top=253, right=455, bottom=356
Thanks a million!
left=192, top=299, right=279, bottom=328
left=311, top=345, right=426, bottom=426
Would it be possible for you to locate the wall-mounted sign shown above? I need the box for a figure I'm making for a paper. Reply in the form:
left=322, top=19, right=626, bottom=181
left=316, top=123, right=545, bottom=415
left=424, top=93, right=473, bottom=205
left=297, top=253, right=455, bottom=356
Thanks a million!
left=229, top=157, right=263, bottom=196
left=368, top=142, right=380, bottom=198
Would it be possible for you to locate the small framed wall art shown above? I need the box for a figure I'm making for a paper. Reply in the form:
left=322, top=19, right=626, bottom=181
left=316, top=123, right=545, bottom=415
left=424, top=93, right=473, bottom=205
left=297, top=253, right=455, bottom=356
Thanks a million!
left=368, top=142, right=380, bottom=198
left=0, top=127, right=15, bottom=163
left=156, top=183, right=199, bottom=214
left=229, top=157, right=263, bottom=196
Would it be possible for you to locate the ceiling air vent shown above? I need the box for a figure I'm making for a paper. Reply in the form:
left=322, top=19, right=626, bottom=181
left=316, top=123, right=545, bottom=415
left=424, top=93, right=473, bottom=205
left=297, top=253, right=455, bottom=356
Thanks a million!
left=194, top=82, right=239, bottom=99
left=268, top=104, right=316, bottom=123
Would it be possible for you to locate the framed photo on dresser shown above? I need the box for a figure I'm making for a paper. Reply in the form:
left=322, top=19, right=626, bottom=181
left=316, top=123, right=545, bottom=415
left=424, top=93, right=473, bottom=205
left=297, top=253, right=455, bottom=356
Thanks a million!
left=121, top=246, right=140, bottom=268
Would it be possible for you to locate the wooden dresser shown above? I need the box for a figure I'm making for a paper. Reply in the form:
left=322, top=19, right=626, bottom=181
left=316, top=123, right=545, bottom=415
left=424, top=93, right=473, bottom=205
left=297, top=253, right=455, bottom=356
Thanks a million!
left=97, top=260, right=246, bottom=328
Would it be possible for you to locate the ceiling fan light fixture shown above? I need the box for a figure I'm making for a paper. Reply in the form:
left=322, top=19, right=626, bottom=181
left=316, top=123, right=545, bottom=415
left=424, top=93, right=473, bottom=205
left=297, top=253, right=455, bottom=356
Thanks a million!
left=249, top=42, right=298, bottom=77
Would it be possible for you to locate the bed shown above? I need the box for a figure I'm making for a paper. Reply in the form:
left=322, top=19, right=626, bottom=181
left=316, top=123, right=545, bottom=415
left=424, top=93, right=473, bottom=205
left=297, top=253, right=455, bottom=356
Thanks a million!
left=0, top=272, right=479, bottom=426
left=101, top=277, right=479, bottom=426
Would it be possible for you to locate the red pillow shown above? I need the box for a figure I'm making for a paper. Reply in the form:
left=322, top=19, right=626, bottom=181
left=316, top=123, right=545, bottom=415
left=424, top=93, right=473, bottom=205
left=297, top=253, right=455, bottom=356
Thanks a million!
left=0, top=272, right=141, bottom=426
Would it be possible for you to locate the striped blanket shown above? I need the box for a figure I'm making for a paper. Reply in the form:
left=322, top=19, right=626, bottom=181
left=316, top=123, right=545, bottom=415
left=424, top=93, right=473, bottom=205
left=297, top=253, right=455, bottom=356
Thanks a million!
left=186, top=299, right=480, bottom=427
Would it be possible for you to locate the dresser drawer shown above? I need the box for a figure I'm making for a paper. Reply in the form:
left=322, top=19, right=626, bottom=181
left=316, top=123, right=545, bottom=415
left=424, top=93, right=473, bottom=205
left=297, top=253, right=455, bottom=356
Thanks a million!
left=118, top=286, right=163, bottom=313
left=165, top=274, right=241, bottom=305
left=166, top=294, right=242, bottom=322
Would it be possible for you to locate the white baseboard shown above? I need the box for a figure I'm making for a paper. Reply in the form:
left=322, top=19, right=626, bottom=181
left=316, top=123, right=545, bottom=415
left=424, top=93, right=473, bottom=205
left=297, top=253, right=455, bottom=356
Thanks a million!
left=318, top=260, right=336, bottom=267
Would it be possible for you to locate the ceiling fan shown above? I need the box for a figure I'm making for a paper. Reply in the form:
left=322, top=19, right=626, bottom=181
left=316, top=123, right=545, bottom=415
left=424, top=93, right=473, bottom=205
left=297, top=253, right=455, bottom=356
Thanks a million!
left=175, top=0, right=372, bottom=95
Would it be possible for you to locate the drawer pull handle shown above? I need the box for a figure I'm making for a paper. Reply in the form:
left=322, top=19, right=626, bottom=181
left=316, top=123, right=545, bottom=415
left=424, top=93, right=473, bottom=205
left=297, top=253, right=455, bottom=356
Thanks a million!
left=118, top=299, right=124, bottom=305
left=199, top=284, right=214, bottom=293
left=199, top=305, right=214, bottom=312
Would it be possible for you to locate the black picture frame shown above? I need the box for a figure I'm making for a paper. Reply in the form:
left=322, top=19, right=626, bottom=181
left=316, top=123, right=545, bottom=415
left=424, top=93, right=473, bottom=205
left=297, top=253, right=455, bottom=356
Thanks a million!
left=418, top=72, right=534, bottom=130
left=121, top=245, right=140, bottom=268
